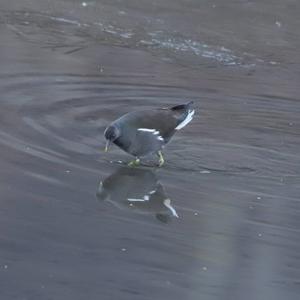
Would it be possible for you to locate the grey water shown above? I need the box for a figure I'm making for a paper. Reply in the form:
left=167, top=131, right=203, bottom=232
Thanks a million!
left=0, top=0, right=300, bottom=299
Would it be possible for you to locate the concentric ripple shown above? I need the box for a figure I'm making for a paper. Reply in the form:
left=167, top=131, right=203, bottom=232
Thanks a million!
left=0, top=70, right=201, bottom=175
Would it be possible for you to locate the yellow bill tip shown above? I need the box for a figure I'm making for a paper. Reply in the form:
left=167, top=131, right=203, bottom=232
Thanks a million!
left=104, top=140, right=110, bottom=152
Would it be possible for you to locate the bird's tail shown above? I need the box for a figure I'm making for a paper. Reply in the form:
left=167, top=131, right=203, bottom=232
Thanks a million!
left=170, top=101, right=193, bottom=112
left=170, top=101, right=195, bottom=130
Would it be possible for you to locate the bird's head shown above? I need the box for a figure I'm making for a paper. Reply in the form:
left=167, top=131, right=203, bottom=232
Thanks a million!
left=104, top=125, right=121, bottom=152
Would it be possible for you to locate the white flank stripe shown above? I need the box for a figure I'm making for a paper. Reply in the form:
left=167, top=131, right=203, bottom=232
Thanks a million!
left=138, top=128, right=163, bottom=141
left=175, top=109, right=195, bottom=130
left=138, top=128, right=155, bottom=132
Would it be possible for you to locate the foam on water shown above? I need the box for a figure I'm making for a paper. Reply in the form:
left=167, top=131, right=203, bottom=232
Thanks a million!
left=147, top=36, right=241, bottom=65
left=49, top=16, right=82, bottom=26
left=2, top=11, right=268, bottom=67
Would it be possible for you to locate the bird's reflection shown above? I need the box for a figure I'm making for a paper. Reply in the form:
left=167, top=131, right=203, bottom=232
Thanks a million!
left=96, top=167, right=178, bottom=223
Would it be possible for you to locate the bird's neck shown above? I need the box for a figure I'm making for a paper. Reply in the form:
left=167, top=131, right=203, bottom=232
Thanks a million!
left=114, top=136, right=130, bottom=151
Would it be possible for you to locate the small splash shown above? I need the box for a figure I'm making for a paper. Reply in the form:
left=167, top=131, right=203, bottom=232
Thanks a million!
left=119, top=32, right=134, bottom=39
left=200, top=170, right=211, bottom=174
left=118, top=11, right=127, bottom=16
left=94, top=22, right=133, bottom=39
left=49, top=16, right=81, bottom=26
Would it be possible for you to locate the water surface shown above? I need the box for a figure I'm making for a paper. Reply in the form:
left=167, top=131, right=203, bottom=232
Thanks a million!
left=0, top=1, right=300, bottom=299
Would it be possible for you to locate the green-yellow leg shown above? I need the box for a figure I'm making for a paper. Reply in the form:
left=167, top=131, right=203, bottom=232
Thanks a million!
left=128, top=157, right=140, bottom=167
left=157, top=151, right=165, bottom=167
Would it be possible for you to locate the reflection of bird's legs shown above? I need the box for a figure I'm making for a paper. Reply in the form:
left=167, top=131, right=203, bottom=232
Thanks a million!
left=128, top=157, right=140, bottom=167
left=157, top=151, right=165, bottom=167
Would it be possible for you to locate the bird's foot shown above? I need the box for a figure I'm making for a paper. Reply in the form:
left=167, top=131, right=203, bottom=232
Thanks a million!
left=157, top=151, right=165, bottom=167
left=128, top=158, right=140, bottom=167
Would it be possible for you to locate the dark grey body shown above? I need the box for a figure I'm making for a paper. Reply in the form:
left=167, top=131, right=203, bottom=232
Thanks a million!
left=106, top=103, right=193, bottom=157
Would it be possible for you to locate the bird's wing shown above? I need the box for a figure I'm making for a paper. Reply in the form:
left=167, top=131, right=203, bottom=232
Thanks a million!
left=129, top=128, right=165, bottom=156
left=120, top=109, right=178, bottom=138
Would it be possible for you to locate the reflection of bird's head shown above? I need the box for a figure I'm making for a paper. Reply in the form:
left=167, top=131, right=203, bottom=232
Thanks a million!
left=96, top=167, right=178, bottom=223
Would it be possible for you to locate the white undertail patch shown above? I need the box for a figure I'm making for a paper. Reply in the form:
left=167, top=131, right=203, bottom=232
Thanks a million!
left=175, top=109, right=195, bottom=130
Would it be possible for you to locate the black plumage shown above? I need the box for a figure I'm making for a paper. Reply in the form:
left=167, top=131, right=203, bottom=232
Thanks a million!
left=104, top=101, right=195, bottom=166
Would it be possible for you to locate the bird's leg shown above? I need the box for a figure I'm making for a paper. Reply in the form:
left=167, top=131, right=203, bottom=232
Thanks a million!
left=128, top=157, right=140, bottom=167
left=157, top=151, right=165, bottom=167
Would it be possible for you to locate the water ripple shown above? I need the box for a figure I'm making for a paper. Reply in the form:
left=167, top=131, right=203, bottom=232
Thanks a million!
left=2, top=10, right=268, bottom=67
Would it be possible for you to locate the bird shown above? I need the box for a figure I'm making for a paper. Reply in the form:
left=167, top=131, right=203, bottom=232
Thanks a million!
left=104, top=101, right=195, bottom=167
